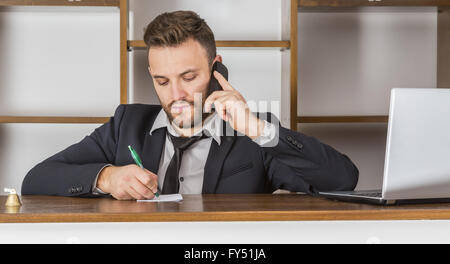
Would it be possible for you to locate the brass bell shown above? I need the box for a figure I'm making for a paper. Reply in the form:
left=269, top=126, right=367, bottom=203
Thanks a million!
left=4, top=188, right=22, bottom=207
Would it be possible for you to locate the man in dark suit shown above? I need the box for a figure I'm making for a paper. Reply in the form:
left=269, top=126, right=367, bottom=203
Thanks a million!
left=22, top=11, right=358, bottom=200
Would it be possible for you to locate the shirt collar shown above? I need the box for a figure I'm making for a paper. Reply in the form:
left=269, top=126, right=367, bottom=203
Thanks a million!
left=149, top=109, right=222, bottom=145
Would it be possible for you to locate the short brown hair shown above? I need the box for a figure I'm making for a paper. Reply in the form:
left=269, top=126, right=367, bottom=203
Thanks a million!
left=144, top=10, right=216, bottom=65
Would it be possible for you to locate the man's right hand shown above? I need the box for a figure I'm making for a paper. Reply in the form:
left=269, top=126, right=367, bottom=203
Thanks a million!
left=97, top=164, right=159, bottom=200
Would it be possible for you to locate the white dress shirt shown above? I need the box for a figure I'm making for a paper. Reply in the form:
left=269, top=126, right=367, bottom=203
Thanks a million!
left=150, top=110, right=221, bottom=194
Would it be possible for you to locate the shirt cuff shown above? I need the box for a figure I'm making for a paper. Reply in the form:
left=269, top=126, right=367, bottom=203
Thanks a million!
left=251, top=120, right=278, bottom=147
left=92, top=164, right=112, bottom=195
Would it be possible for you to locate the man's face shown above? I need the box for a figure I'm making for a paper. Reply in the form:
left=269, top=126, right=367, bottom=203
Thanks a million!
left=148, top=38, right=215, bottom=128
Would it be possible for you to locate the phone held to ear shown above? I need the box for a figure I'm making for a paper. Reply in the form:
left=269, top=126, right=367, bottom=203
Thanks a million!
left=207, top=61, right=228, bottom=113
left=208, top=61, right=228, bottom=95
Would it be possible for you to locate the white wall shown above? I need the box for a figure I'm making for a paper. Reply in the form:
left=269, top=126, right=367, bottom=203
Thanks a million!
left=0, top=3, right=441, bottom=194
left=298, top=7, right=437, bottom=117
left=297, top=7, right=438, bottom=190
left=128, top=0, right=283, bottom=116
left=0, top=1, right=284, bottom=194
left=0, top=6, right=120, bottom=116
left=0, top=6, right=120, bottom=193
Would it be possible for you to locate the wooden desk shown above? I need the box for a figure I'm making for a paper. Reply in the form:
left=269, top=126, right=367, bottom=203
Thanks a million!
left=3, top=194, right=450, bottom=243
left=2, top=194, right=450, bottom=223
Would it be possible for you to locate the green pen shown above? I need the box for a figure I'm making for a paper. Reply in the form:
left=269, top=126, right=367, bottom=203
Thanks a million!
left=128, top=145, right=160, bottom=198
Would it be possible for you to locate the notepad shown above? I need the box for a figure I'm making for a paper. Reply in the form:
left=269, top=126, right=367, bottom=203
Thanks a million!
left=137, top=194, right=183, bottom=202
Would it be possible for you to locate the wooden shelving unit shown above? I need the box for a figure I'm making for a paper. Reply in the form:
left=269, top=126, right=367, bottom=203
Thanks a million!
left=299, top=0, right=450, bottom=8
left=297, top=116, right=388, bottom=123
left=0, top=116, right=109, bottom=124
left=128, top=40, right=291, bottom=49
left=0, top=0, right=119, bottom=6
left=4, top=0, right=446, bottom=127
left=1, top=0, right=298, bottom=125
left=296, top=0, right=450, bottom=125
left=2, top=0, right=447, bottom=130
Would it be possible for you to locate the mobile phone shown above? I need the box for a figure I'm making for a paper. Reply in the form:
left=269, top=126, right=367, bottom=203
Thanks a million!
left=208, top=61, right=228, bottom=96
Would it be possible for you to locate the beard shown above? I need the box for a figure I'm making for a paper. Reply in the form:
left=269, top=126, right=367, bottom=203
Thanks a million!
left=162, top=98, right=212, bottom=129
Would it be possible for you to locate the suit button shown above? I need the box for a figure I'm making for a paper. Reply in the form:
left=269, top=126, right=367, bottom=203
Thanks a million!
left=291, top=139, right=303, bottom=148
left=179, top=177, right=184, bottom=182
left=286, top=135, right=293, bottom=142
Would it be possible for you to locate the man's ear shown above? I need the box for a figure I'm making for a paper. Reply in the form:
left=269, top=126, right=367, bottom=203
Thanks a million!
left=210, top=55, right=223, bottom=70
left=214, top=55, right=223, bottom=63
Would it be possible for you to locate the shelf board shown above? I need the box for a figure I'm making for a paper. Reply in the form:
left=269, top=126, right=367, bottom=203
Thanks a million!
left=128, top=40, right=291, bottom=49
left=0, top=116, right=109, bottom=124
left=0, top=0, right=120, bottom=7
left=297, top=115, right=389, bottom=123
left=1, top=115, right=389, bottom=124
left=298, top=0, right=450, bottom=7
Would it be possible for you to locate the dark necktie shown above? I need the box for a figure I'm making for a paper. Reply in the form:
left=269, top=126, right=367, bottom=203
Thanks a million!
left=162, top=131, right=209, bottom=194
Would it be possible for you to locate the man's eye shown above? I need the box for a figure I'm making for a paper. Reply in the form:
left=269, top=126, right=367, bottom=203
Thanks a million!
left=158, top=81, right=168, bottom=86
left=183, top=76, right=196, bottom=82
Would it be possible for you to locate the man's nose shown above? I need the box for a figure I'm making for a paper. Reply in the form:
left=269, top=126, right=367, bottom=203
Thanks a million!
left=171, top=82, right=188, bottom=101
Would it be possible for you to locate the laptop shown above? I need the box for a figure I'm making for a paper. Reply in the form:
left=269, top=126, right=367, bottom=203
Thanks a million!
left=319, top=88, right=450, bottom=205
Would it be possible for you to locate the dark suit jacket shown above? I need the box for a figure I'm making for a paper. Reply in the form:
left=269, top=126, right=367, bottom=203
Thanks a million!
left=21, top=104, right=359, bottom=197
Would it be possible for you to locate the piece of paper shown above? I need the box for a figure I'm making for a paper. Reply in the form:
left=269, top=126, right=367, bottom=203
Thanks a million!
left=137, top=194, right=183, bottom=202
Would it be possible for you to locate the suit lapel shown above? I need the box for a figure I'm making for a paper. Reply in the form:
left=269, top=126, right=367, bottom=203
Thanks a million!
left=202, top=132, right=236, bottom=194
left=141, top=127, right=167, bottom=174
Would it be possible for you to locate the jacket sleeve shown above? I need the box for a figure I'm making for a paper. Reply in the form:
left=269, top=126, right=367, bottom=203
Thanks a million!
left=258, top=113, right=359, bottom=194
left=21, top=105, right=126, bottom=197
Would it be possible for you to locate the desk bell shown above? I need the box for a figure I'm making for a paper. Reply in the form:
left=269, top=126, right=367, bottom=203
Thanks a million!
left=4, top=188, right=22, bottom=207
